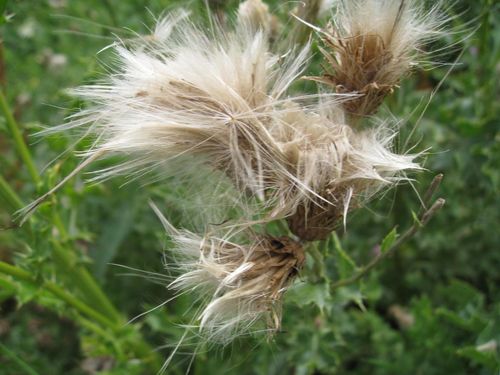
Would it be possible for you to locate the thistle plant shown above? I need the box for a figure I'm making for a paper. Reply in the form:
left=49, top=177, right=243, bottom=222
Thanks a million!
left=15, top=0, right=450, bottom=360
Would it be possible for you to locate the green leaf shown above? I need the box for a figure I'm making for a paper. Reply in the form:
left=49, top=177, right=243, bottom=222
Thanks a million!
left=380, top=227, right=398, bottom=253
left=90, top=199, right=138, bottom=280
left=436, top=279, right=485, bottom=310
left=332, top=233, right=357, bottom=278
left=287, top=282, right=331, bottom=313
left=0, top=1, right=6, bottom=26
left=334, top=286, right=366, bottom=311
left=436, top=308, right=484, bottom=332
left=16, top=282, right=41, bottom=306
left=457, top=344, right=499, bottom=370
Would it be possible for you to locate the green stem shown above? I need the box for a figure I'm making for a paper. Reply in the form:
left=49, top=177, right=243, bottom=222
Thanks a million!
left=0, top=38, right=161, bottom=372
left=0, top=174, right=23, bottom=211
left=308, top=242, right=327, bottom=282
left=275, top=219, right=290, bottom=236
left=0, top=90, right=40, bottom=184
left=0, top=261, right=161, bottom=369
left=51, top=241, right=123, bottom=324
left=0, top=260, right=119, bottom=330
left=0, top=53, right=121, bottom=326
left=331, top=198, right=445, bottom=291
left=52, top=204, right=69, bottom=239
left=0, top=174, right=123, bottom=323
left=331, top=175, right=446, bottom=291
left=0, top=342, right=40, bottom=375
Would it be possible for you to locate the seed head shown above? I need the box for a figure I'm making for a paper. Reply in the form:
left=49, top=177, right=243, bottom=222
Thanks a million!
left=152, top=203, right=304, bottom=343
left=306, top=0, right=448, bottom=116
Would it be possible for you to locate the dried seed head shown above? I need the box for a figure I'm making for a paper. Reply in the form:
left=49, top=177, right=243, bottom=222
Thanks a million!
left=153, top=204, right=305, bottom=343
left=272, top=105, right=420, bottom=240
left=27, top=10, right=421, bottom=243
left=46, top=13, right=311, bottom=197
left=307, top=0, right=448, bottom=116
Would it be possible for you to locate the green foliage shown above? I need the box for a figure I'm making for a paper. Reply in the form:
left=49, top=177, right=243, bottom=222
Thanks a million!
left=0, top=0, right=499, bottom=374
left=380, top=227, right=398, bottom=254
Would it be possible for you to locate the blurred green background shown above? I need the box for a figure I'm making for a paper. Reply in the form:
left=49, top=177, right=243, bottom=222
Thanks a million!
left=0, top=0, right=499, bottom=374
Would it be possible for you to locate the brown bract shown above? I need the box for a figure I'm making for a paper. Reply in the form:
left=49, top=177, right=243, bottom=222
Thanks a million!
left=303, top=0, right=446, bottom=118
left=239, top=236, right=305, bottom=330
left=287, top=197, right=343, bottom=241
left=306, top=27, right=400, bottom=117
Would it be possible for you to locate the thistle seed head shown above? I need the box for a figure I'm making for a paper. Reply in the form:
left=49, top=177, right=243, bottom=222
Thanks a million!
left=154, top=205, right=305, bottom=343
left=306, top=0, right=448, bottom=117
left=37, top=11, right=421, bottom=241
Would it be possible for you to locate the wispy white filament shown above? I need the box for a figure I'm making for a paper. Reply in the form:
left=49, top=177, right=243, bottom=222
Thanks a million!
left=41, top=11, right=420, bottom=227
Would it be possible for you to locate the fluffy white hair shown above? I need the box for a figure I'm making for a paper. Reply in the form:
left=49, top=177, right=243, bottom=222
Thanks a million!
left=237, top=0, right=273, bottom=33
left=35, top=10, right=420, bottom=238
left=268, top=104, right=419, bottom=239
left=56, top=11, right=309, bottom=195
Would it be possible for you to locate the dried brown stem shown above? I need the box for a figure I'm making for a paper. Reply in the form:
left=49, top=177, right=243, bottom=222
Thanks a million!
left=419, top=173, right=443, bottom=214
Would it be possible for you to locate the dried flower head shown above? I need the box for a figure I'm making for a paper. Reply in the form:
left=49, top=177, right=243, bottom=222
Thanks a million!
left=306, top=0, right=447, bottom=116
left=151, top=203, right=304, bottom=343
left=50, top=12, right=309, bottom=196
left=273, top=105, right=419, bottom=240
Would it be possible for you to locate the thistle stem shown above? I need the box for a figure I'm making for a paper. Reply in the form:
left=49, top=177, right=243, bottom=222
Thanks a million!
left=331, top=175, right=445, bottom=291
left=308, top=242, right=327, bottom=282
left=0, top=342, right=40, bottom=375
left=0, top=177, right=123, bottom=323
left=0, top=259, right=161, bottom=369
left=0, top=174, right=23, bottom=211
left=0, top=90, right=40, bottom=184
left=275, top=219, right=290, bottom=236
left=51, top=241, right=123, bottom=323
left=0, top=260, right=119, bottom=330
left=419, top=174, right=443, bottom=214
